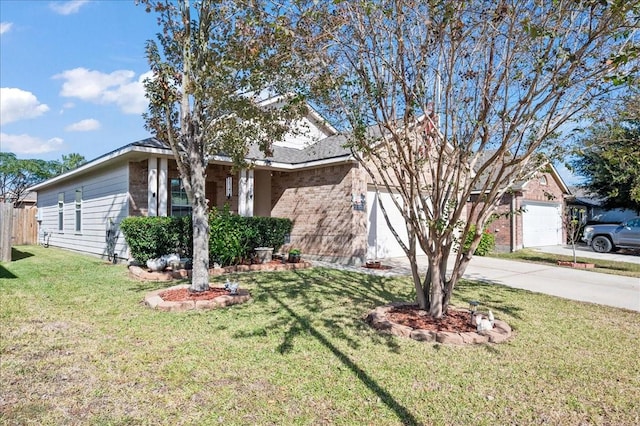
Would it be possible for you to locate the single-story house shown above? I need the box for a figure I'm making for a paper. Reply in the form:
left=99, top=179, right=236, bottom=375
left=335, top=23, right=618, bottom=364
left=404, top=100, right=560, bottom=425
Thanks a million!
left=29, top=108, right=376, bottom=264
left=30, top=106, right=570, bottom=262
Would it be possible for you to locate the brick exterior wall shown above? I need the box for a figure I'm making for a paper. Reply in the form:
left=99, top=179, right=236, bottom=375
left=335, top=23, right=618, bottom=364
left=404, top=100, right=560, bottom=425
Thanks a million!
left=468, top=192, right=519, bottom=252
left=128, top=158, right=369, bottom=263
left=271, top=163, right=368, bottom=264
left=128, top=161, right=148, bottom=217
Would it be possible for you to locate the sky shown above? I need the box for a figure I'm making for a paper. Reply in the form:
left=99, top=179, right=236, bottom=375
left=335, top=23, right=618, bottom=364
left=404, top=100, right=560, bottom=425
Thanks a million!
left=0, top=0, right=582, bottom=185
left=0, top=0, right=157, bottom=163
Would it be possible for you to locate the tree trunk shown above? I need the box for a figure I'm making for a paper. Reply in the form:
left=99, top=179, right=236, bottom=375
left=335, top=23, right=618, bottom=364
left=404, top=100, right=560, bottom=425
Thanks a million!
left=188, top=163, right=210, bottom=293
left=428, top=255, right=444, bottom=318
left=409, top=254, right=428, bottom=310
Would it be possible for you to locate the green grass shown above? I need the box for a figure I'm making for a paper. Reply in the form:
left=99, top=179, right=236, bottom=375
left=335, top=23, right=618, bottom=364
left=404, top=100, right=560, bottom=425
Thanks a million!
left=1, top=245, right=639, bottom=425
left=488, top=248, right=640, bottom=278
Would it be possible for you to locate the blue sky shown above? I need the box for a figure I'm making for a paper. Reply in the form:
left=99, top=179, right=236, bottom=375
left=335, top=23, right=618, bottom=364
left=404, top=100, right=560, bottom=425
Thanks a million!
left=1, top=0, right=156, bottom=162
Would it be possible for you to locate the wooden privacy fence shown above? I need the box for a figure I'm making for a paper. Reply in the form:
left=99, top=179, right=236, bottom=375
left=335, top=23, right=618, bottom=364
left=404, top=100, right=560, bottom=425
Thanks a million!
left=0, top=203, right=13, bottom=262
left=0, top=204, right=38, bottom=261
left=12, top=206, right=38, bottom=245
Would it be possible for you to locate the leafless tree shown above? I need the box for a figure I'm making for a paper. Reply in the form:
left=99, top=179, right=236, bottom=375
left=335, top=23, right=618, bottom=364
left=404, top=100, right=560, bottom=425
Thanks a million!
left=289, top=0, right=639, bottom=316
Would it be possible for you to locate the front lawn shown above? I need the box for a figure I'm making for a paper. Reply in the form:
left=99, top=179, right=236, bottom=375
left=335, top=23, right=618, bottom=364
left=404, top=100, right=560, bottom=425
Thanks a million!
left=1, top=246, right=639, bottom=425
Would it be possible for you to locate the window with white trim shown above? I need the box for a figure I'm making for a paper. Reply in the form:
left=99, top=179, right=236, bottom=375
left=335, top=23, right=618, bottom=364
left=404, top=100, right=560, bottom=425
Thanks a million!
left=75, top=188, right=82, bottom=232
left=170, top=178, right=192, bottom=217
left=58, top=192, right=64, bottom=231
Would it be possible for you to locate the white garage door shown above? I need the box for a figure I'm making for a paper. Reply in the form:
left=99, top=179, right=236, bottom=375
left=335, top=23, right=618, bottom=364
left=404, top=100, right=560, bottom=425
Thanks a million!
left=522, top=202, right=563, bottom=247
left=367, top=190, right=409, bottom=259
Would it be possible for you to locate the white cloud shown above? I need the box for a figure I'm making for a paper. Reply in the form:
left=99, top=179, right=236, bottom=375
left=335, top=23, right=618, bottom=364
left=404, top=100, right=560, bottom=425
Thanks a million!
left=54, top=68, right=149, bottom=115
left=0, top=88, right=50, bottom=125
left=65, top=118, right=100, bottom=132
left=0, top=133, right=64, bottom=154
left=49, top=0, right=89, bottom=16
left=0, top=22, right=13, bottom=35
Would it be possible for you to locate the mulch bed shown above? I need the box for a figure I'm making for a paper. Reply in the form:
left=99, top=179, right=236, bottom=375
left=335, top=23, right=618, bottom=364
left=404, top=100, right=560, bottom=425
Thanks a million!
left=386, top=305, right=477, bottom=333
left=159, top=287, right=231, bottom=301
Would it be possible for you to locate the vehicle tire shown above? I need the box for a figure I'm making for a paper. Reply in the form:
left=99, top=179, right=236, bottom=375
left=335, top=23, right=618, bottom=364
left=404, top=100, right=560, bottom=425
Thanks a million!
left=592, top=236, right=613, bottom=253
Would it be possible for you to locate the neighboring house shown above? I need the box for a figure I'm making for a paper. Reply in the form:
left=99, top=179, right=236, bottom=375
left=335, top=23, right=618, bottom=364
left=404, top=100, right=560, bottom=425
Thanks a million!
left=566, top=187, right=638, bottom=224
left=467, top=165, right=570, bottom=252
left=0, top=190, right=37, bottom=208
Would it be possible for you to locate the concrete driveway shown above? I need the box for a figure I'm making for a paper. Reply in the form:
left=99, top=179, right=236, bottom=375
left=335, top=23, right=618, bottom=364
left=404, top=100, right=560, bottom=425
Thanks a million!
left=314, top=246, right=640, bottom=312
left=461, top=255, right=640, bottom=312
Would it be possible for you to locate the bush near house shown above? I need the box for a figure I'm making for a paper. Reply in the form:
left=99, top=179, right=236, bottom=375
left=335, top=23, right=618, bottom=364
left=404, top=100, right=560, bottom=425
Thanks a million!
left=462, top=225, right=496, bottom=256
left=120, top=216, right=191, bottom=263
left=120, top=208, right=292, bottom=266
left=208, top=206, right=292, bottom=266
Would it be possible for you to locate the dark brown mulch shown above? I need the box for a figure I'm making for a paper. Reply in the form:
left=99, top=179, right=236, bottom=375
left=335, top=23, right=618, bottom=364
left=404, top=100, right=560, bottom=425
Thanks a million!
left=386, top=305, right=477, bottom=333
left=159, top=287, right=230, bottom=302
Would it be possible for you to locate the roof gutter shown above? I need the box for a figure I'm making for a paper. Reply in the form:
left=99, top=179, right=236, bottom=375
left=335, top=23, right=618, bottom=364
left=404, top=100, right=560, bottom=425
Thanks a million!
left=28, top=144, right=174, bottom=191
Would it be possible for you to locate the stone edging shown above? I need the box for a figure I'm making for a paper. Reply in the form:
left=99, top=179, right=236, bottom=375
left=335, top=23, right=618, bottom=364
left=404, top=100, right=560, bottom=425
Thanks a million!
left=129, top=261, right=312, bottom=282
left=365, top=303, right=512, bottom=345
left=144, top=284, right=251, bottom=312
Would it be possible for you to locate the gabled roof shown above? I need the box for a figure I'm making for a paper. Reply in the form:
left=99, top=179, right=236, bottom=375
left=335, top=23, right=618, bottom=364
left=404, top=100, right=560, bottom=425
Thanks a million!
left=468, top=150, right=570, bottom=195
left=246, top=134, right=350, bottom=164
left=29, top=134, right=353, bottom=192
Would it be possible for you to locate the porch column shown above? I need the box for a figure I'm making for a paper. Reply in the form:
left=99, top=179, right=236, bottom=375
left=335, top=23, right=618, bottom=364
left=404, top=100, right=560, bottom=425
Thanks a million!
left=148, top=157, right=158, bottom=217
left=238, top=169, right=254, bottom=217
left=158, top=157, right=168, bottom=216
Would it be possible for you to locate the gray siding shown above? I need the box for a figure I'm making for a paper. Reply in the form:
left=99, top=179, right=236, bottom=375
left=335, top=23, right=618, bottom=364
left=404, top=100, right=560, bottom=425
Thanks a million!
left=37, top=163, right=130, bottom=260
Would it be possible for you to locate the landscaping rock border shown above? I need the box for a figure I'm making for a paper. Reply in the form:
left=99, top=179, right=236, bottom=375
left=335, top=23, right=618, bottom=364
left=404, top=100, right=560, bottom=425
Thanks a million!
left=557, top=260, right=595, bottom=269
left=365, top=303, right=512, bottom=345
left=129, top=260, right=312, bottom=282
left=144, top=284, right=251, bottom=312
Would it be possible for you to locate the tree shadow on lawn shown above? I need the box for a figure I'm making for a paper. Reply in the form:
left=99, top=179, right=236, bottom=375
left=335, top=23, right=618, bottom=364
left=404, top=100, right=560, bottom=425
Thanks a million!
left=227, top=266, right=528, bottom=424
left=256, top=280, right=422, bottom=426
left=453, top=280, right=526, bottom=321
left=247, top=267, right=411, bottom=348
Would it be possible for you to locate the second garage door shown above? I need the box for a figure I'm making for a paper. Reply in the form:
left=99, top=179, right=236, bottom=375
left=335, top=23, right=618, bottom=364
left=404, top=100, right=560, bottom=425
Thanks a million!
left=521, top=201, right=563, bottom=247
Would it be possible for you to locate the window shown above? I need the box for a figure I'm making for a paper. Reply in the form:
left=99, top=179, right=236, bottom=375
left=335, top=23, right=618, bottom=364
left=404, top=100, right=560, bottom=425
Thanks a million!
left=58, top=192, right=64, bottom=231
left=75, top=188, right=82, bottom=232
left=539, top=175, right=547, bottom=185
left=170, top=178, right=191, bottom=217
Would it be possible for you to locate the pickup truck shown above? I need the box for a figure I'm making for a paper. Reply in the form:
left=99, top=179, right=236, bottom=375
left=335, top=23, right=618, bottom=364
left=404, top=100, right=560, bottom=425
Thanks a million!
left=582, top=217, right=640, bottom=253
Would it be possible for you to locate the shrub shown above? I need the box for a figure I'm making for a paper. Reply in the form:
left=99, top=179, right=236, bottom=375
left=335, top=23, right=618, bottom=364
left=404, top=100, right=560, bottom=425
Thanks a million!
left=120, top=216, right=183, bottom=263
left=208, top=207, right=293, bottom=266
left=249, top=216, right=293, bottom=252
left=208, top=207, right=245, bottom=266
left=462, top=225, right=496, bottom=256
left=120, top=208, right=293, bottom=267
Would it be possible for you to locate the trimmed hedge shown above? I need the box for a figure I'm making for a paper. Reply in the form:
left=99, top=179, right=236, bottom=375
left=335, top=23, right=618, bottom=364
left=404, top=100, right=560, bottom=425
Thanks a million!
left=120, top=216, right=191, bottom=263
left=209, top=206, right=292, bottom=266
left=120, top=208, right=292, bottom=266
